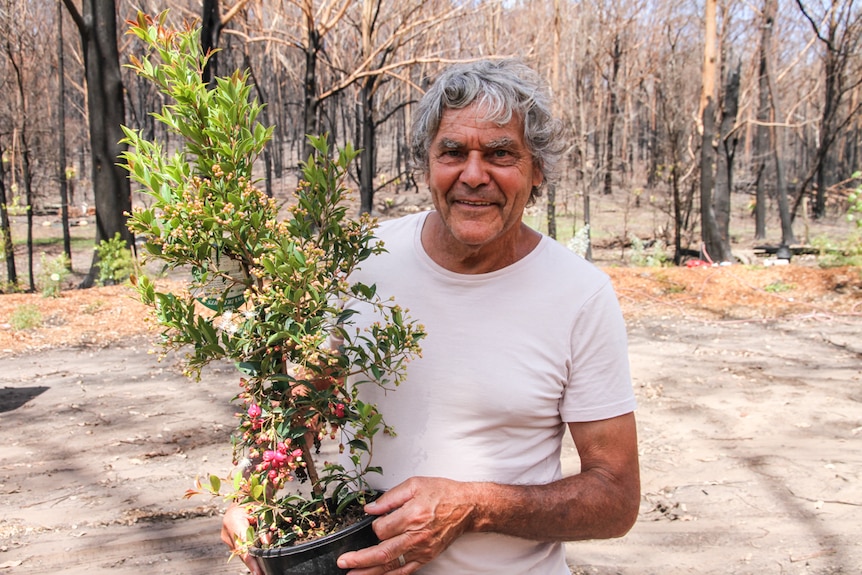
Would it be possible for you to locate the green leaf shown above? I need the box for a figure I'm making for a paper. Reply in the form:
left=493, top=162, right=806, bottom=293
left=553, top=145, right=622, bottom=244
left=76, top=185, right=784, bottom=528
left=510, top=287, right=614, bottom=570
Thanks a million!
left=236, top=362, right=261, bottom=376
left=348, top=439, right=369, bottom=452
left=336, top=308, right=360, bottom=324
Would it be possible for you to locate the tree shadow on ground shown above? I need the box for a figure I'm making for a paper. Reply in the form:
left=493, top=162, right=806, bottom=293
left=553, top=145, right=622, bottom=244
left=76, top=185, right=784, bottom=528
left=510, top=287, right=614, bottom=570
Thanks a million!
left=0, top=385, right=49, bottom=412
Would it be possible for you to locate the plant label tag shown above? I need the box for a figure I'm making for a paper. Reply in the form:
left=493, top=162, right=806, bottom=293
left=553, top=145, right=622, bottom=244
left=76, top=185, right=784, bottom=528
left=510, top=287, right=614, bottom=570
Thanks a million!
left=190, top=256, right=246, bottom=311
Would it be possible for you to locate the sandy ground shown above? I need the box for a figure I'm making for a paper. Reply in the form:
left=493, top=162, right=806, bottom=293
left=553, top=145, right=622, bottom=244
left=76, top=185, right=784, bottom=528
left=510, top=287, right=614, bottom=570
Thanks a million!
left=1, top=267, right=861, bottom=574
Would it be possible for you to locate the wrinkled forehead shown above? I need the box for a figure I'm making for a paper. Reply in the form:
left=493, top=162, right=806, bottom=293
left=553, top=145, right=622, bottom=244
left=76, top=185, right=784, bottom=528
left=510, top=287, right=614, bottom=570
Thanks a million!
left=438, top=100, right=524, bottom=135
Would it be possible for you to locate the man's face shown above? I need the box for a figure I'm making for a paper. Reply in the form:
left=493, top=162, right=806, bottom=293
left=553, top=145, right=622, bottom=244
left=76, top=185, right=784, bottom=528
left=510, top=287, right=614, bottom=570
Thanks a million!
left=425, top=104, right=543, bottom=253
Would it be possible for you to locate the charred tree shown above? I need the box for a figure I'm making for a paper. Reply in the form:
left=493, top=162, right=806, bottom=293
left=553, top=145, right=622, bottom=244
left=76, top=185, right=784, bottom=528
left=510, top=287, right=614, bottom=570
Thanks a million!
left=700, top=98, right=725, bottom=262
left=357, top=77, right=377, bottom=214
left=714, top=59, right=740, bottom=261
left=57, top=0, right=72, bottom=268
left=302, top=27, right=322, bottom=163
left=699, top=0, right=726, bottom=262
left=794, top=0, right=862, bottom=219
left=753, top=0, right=775, bottom=241
left=0, top=144, right=16, bottom=288
left=201, top=0, right=222, bottom=86
left=62, top=0, right=132, bottom=287
left=603, top=35, right=621, bottom=196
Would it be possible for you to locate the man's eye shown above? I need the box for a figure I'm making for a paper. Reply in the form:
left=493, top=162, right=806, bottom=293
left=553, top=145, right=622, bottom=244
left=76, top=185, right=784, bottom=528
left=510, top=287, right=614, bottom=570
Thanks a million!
left=491, top=149, right=514, bottom=160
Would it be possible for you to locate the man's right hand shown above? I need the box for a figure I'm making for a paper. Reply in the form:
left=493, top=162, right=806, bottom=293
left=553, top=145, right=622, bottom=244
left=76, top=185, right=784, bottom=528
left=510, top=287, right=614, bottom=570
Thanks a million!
left=222, top=503, right=264, bottom=575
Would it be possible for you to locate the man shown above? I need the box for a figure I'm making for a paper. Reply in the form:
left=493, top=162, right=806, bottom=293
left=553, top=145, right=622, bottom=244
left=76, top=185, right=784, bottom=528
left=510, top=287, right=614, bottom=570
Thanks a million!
left=225, top=58, right=639, bottom=575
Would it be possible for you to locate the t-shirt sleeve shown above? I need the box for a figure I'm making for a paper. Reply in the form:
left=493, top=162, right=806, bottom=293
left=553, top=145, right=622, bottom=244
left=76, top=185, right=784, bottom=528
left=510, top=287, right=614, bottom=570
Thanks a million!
left=559, top=279, right=637, bottom=422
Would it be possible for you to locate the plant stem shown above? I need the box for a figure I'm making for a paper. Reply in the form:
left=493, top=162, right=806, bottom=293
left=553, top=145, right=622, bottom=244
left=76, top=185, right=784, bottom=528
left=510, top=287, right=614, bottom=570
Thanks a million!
left=300, top=439, right=322, bottom=497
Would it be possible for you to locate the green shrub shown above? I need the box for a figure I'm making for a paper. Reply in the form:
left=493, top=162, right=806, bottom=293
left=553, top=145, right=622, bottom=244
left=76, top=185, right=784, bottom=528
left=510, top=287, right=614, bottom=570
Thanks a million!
left=38, top=253, right=71, bottom=297
left=847, top=171, right=861, bottom=228
left=812, top=234, right=862, bottom=268
left=9, top=304, right=42, bottom=330
left=96, top=232, right=135, bottom=286
left=119, top=12, right=424, bottom=552
left=629, top=234, right=670, bottom=267
left=817, top=170, right=862, bottom=267
left=764, top=280, right=795, bottom=293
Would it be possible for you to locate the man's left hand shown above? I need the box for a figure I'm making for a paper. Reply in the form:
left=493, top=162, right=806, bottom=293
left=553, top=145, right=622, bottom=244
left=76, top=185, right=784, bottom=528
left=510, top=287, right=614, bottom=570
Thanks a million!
left=336, top=477, right=477, bottom=574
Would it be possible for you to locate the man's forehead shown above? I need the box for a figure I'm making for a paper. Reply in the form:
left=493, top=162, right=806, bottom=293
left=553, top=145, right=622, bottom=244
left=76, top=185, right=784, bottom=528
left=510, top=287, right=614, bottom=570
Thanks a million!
left=439, top=102, right=522, bottom=125
left=434, top=107, right=525, bottom=143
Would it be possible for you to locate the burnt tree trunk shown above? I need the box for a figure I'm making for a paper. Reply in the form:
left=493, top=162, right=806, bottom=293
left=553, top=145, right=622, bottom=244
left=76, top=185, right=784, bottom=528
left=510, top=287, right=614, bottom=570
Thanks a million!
left=603, top=36, right=621, bottom=196
left=358, top=77, right=376, bottom=215
left=714, top=59, right=740, bottom=262
left=6, top=39, right=36, bottom=291
left=246, top=55, right=274, bottom=198
left=57, top=0, right=72, bottom=268
left=658, top=82, right=686, bottom=266
left=0, top=144, right=16, bottom=288
left=700, top=98, right=724, bottom=263
left=201, top=0, right=222, bottom=86
left=301, top=29, right=321, bottom=163
left=62, top=0, right=132, bottom=287
left=753, top=0, right=775, bottom=241
left=763, top=20, right=797, bottom=246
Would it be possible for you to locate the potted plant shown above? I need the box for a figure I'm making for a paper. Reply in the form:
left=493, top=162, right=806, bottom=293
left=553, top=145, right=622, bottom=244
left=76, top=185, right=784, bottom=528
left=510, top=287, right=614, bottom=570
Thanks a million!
left=119, top=13, right=424, bottom=574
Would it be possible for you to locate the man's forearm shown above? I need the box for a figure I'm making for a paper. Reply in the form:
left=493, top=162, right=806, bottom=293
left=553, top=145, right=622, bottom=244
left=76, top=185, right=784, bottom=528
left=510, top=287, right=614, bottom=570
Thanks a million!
left=468, top=468, right=640, bottom=542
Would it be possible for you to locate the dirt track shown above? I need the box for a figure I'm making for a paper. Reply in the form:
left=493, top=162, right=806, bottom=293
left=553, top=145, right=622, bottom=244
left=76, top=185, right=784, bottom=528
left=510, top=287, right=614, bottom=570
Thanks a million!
left=1, top=268, right=861, bottom=574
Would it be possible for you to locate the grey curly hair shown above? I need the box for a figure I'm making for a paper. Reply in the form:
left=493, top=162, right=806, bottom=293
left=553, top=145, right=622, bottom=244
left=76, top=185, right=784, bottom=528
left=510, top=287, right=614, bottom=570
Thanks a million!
left=410, top=58, right=565, bottom=200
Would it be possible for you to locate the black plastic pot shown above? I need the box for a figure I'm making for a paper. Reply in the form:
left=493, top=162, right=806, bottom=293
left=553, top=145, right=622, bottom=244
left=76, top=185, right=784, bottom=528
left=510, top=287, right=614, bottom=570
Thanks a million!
left=250, top=514, right=379, bottom=575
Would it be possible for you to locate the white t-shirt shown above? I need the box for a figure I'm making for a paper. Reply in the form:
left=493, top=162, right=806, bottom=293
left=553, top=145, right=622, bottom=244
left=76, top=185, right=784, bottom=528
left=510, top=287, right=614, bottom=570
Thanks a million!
left=343, top=212, right=636, bottom=574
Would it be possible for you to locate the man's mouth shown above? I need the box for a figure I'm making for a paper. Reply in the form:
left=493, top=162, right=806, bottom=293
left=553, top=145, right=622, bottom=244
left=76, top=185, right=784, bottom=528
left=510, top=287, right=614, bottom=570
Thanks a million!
left=455, top=200, right=493, bottom=207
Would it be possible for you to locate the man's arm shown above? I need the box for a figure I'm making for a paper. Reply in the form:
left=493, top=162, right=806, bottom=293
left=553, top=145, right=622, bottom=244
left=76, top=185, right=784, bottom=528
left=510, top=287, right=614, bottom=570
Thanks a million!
left=475, top=412, right=640, bottom=540
left=337, top=412, right=640, bottom=574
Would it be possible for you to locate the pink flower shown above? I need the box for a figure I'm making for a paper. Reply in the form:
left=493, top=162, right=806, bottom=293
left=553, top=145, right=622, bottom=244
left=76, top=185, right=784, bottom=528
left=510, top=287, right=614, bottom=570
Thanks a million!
left=263, top=449, right=288, bottom=468
left=247, top=404, right=262, bottom=419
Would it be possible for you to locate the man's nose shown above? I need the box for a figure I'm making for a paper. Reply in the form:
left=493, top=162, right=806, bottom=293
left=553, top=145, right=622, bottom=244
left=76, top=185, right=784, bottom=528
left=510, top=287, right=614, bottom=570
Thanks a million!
left=459, top=152, right=490, bottom=188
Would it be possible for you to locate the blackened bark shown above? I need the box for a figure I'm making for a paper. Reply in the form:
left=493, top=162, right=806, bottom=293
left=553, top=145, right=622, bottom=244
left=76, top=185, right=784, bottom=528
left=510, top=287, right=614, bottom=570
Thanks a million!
left=763, top=28, right=797, bottom=246
left=201, top=0, right=222, bottom=86
left=0, top=144, right=16, bottom=288
left=714, top=60, right=740, bottom=262
left=301, top=30, right=321, bottom=163
left=603, top=36, right=621, bottom=196
left=246, top=55, right=274, bottom=198
left=753, top=0, right=774, bottom=241
left=358, top=78, right=376, bottom=214
left=814, top=48, right=838, bottom=218
left=700, top=98, right=724, bottom=262
left=6, top=36, right=36, bottom=290
left=57, top=0, right=72, bottom=267
left=62, top=0, right=132, bottom=287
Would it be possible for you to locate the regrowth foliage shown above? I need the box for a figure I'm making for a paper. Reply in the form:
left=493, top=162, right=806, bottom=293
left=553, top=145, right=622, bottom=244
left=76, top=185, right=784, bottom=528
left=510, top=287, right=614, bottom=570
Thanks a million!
left=96, top=232, right=135, bottom=286
left=119, top=12, right=424, bottom=551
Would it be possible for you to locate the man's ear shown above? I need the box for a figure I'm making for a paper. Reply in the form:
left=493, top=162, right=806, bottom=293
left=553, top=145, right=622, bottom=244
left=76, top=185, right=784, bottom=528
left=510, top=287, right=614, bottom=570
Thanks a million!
left=532, top=161, right=544, bottom=189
